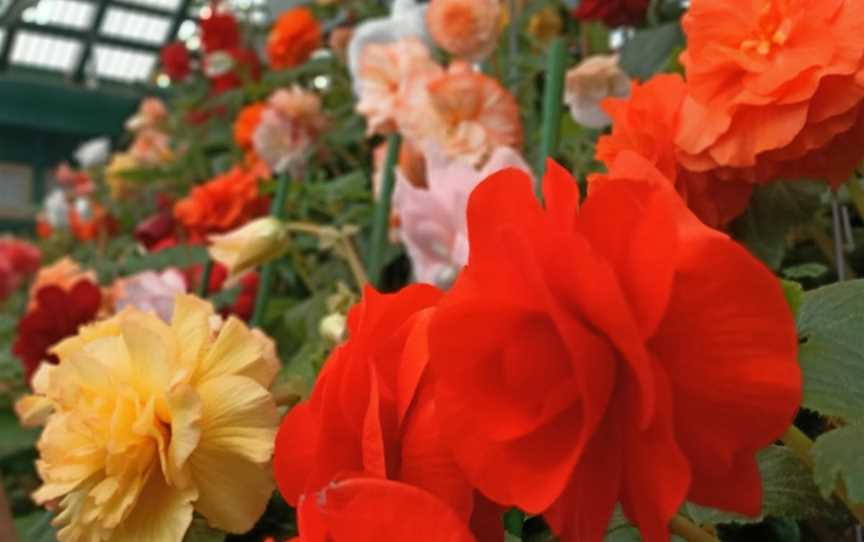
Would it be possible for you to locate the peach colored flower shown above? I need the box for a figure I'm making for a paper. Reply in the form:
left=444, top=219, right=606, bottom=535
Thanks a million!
left=393, top=145, right=533, bottom=287
left=426, top=0, right=502, bottom=62
left=564, top=54, right=630, bottom=128
left=130, top=129, right=173, bottom=165
left=126, top=97, right=168, bottom=133
left=355, top=38, right=442, bottom=136
left=253, top=87, right=327, bottom=175
left=399, top=62, right=523, bottom=166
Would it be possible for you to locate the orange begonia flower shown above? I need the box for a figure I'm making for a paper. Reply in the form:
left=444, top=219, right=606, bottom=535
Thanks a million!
left=597, top=74, right=753, bottom=228
left=267, top=7, right=322, bottom=70
left=234, top=102, right=266, bottom=151
left=174, top=163, right=270, bottom=241
left=428, top=153, right=801, bottom=542
left=675, top=0, right=864, bottom=188
left=426, top=0, right=502, bottom=62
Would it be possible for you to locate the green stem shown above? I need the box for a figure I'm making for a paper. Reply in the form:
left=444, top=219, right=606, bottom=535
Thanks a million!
left=368, top=133, right=401, bottom=288
left=783, top=426, right=864, bottom=524
left=536, top=37, right=567, bottom=196
left=846, top=177, right=864, bottom=223
left=251, top=173, right=292, bottom=327
left=197, top=260, right=213, bottom=298
left=669, top=516, right=721, bottom=542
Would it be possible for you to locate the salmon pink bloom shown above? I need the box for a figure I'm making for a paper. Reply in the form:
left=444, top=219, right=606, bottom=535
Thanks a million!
left=426, top=0, right=502, bottom=62
left=273, top=286, right=502, bottom=542
left=676, top=0, right=864, bottom=187
left=253, top=87, right=327, bottom=176
left=428, top=152, right=801, bottom=542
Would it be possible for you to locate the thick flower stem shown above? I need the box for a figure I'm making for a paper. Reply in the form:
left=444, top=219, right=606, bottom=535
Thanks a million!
left=782, top=425, right=864, bottom=524
left=197, top=260, right=214, bottom=298
left=251, top=173, right=292, bottom=327
left=536, top=37, right=567, bottom=196
left=669, top=516, right=721, bottom=542
left=368, top=133, right=401, bottom=288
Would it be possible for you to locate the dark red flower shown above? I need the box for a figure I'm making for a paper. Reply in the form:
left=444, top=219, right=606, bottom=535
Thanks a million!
left=161, top=41, right=191, bottom=80
left=13, top=280, right=101, bottom=385
left=134, top=209, right=176, bottom=250
left=291, top=478, right=477, bottom=542
left=200, top=12, right=240, bottom=53
left=427, top=153, right=801, bottom=542
left=274, top=286, right=502, bottom=542
left=573, top=0, right=650, bottom=27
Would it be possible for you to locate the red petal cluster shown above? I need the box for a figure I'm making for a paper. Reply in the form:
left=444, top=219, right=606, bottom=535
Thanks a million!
left=289, top=478, right=477, bottom=542
left=426, top=154, right=801, bottom=541
left=13, top=280, right=101, bottom=385
left=160, top=41, right=191, bottom=81
left=274, top=285, right=501, bottom=542
left=0, top=237, right=41, bottom=303
left=572, top=0, right=650, bottom=28
left=675, top=0, right=864, bottom=187
left=200, top=12, right=240, bottom=53
left=597, top=74, right=753, bottom=229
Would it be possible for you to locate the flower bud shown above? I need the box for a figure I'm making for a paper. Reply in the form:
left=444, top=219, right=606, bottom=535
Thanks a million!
left=208, top=216, right=289, bottom=277
left=319, top=312, right=347, bottom=344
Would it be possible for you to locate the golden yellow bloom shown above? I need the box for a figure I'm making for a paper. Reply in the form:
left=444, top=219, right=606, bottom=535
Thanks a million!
left=208, top=217, right=289, bottom=278
left=22, top=296, right=280, bottom=542
left=105, top=152, right=140, bottom=200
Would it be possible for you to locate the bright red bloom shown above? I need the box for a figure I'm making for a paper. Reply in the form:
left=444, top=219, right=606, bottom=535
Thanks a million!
left=427, top=153, right=801, bottom=542
left=274, top=286, right=501, bottom=542
left=573, top=0, right=649, bottom=27
left=267, top=7, right=321, bottom=70
left=597, top=74, right=752, bottom=229
left=200, top=12, right=240, bottom=53
left=13, top=280, right=101, bottom=384
left=0, top=236, right=41, bottom=302
left=161, top=41, right=191, bottom=80
left=290, top=478, right=477, bottom=542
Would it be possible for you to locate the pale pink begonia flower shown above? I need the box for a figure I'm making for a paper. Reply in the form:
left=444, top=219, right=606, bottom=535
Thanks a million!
left=253, top=86, right=327, bottom=176
left=113, top=268, right=187, bottom=322
left=393, top=145, right=534, bottom=288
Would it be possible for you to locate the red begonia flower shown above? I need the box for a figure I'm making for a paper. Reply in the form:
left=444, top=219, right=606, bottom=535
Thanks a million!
left=291, top=478, right=477, bottom=542
left=274, top=285, right=501, bottom=542
left=427, top=153, right=801, bottom=542
left=12, top=280, right=102, bottom=385
left=160, top=41, right=191, bottom=80
left=200, top=12, right=240, bottom=53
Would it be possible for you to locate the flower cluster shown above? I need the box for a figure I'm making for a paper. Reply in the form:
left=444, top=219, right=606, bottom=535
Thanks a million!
left=0, top=236, right=40, bottom=303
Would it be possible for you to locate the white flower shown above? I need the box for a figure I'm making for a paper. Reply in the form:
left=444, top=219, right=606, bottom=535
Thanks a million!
left=74, top=137, right=110, bottom=168
left=564, top=54, right=631, bottom=129
left=44, top=189, right=70, bottom=229
left=346, top=0, right=431, bottom=94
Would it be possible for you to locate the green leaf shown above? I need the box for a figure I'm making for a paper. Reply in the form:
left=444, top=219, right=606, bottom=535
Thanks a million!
left=732, top=181, right=825, bottom=269
left=618, top=23, right=684, bottom=81
left=797, top=279, right=864, bottom=420
left=686, top=446, right=841, bottom=526
left=781, top=280, right=804, bottom=319
left=0, top=407, right=40, bottom=460
left=782, top=262, right=829, bottom=280
left=811, top=423, right=864, bottom=503
left=14, top=511, right=56, bottom=542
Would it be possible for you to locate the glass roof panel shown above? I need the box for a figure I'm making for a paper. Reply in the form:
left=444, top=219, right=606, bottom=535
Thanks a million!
left=10, top=31, right=82, bottom=73
left=122, top=0, right=181, bottom=12
left=101, top=7, right=171, bottom=45
left=93, top=44, right=156, bottom=82
left=21, top=0, right=95, bottom=30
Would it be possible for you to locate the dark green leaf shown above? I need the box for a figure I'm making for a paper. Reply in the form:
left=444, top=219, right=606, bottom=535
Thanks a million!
left=618, top=23, right=684, bottom=81
left=0, top=408, right=40, bottom=460
left=811, top=423, right=864, bottom=503
left=14, top=511, right=56, bottom=542
left=733, top=181, right=825, bottom=269
left=183, top=518, right=225, bottom=542
left=783, top=263, right=829, bottom=280
left=797, top=280, right=864, bottom=420
left=781, top=280, right=804, bottom=318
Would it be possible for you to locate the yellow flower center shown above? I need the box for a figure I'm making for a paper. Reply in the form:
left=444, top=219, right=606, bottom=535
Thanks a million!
left=740, top=1, right=793, bottom=56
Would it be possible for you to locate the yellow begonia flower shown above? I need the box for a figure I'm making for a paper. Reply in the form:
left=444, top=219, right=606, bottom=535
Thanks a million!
left=207, top=217, right=290, bottom=279
left=22, top=296, right=280, bottom=542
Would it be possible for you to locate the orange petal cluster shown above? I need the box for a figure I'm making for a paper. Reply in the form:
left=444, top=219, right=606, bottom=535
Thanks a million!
left=267, top=7, right=322, bottom=70
left=675, top=0, right=864, bottom=188
left=174, top=162, right=270, bottom=241
left=597, top=74, right=753, bottom=228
